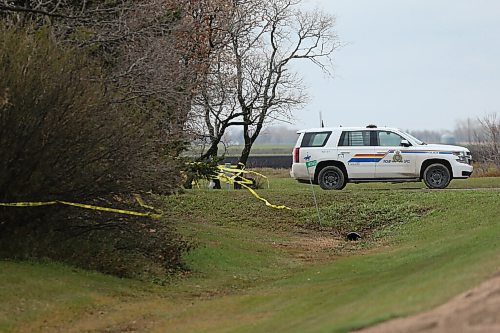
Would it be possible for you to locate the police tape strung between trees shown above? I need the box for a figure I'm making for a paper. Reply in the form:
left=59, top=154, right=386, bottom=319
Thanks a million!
left=217, top=164, right=270, bottom=189
left=216, top=165, right=290, bottom=210
left=0, top=194, right=163, bottom=218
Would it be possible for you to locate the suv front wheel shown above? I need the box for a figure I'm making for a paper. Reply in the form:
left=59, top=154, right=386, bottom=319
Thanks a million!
left=317, top=166, right=347, bottom=190
left=423, top=163, right=451, bottom=189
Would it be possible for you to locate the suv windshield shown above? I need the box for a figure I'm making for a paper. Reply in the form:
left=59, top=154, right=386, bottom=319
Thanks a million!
left=402, top=132, right=426, bottom=145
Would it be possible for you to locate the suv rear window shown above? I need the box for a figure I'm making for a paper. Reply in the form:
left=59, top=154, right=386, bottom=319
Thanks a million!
left=338, top=131, right=372, bottom=146
left=301, top=131, right=331, bottom=147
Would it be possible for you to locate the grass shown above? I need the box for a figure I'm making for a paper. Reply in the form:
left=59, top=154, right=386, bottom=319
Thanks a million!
left=0, top=261, right=145, bottom=332
left=1, top=175, right=500, bottom=332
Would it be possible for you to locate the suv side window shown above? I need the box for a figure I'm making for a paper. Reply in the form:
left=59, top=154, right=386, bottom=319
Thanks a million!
left=301, top=131, right=331, bottom=147
left=338, top=131, right=372, bottom=146
left=377, top=131, right=405, bottom=146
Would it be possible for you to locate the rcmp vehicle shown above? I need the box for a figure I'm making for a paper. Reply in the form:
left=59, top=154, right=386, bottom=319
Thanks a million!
left=291, top=125, right=473, bottom=190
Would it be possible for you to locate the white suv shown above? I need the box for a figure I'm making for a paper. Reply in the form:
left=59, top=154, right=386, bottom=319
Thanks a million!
left=290, top=126, right=473, bottom=190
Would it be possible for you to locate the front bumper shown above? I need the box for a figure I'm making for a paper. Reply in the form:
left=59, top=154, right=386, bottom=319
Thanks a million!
left=453, top=163, right=473, bottom=179
left=462, top=171, right=473, bottom=177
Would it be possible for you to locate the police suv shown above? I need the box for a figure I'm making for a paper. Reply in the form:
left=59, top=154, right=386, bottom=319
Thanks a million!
left=291, top=125, right=473, bottom=190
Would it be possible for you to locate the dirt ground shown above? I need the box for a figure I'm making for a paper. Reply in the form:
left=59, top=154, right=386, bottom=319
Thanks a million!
left=357, top=272, right=500, bottom=333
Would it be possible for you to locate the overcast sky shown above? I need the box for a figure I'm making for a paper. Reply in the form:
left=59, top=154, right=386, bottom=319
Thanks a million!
left=290, top=0, right=500, bottom=131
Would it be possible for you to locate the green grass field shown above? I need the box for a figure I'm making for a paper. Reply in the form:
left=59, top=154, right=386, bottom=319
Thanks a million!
left=1, top=175, right=500, bottom=332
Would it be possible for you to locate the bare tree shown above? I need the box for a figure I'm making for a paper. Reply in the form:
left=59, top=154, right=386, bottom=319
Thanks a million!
left=181, top=0, right=243, bottom=160
left=192, top=52, right=245, bottom=159
left=477, top=113, right=500, bottom=166
left=193, top=0, right=340, bottom=164
left=454, top=118, right=476, bottom=144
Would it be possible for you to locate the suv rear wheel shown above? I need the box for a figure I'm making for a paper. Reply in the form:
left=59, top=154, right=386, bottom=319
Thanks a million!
left=317, top=166, right=346, bottom=190
left=423, top=163, right=451, bottom=189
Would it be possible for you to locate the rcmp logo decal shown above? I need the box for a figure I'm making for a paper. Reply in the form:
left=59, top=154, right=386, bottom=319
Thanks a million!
left=382, top=150, right=411, bottom=164
left=392, top=150, right=403, bottom=163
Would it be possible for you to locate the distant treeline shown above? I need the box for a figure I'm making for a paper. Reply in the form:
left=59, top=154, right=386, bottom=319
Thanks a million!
left=226, top=126, right=299, bottom=145
left=224, top=116, right=498, bottom=146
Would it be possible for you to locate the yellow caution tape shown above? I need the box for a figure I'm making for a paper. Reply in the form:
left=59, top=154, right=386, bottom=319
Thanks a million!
left=0, top=195, right=162, bottom=218
left=132, top=194, right=156, bottom=211
left=217, top=165, right=270, bottom=188
left=0, top=201, right=59, bottom=207
left=185, top=161, right=287, bottom=209
left=243, top=170, right=270, bottom=189
left=217, top=167, right=290, bottom=210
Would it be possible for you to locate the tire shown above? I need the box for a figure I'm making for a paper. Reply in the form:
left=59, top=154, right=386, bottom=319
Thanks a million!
left=423, top=163, right=451, bottom=189
left=317, top=166, right=346, bottom=190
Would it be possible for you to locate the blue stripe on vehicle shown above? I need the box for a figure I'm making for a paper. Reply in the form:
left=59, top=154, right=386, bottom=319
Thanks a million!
left=397, top=151, right=454, bottom=154
left=348, top=158, right=383, bottom=163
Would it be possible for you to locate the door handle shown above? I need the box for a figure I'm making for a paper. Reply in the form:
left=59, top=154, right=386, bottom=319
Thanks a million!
left=340, top=151, right=350, bottom=154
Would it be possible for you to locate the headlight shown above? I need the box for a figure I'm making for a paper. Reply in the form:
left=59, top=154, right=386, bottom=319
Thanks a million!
left=453, top=151, right=468, bottom=164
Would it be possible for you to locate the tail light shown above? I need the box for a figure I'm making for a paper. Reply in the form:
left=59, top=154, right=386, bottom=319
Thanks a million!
left=293, top=147, right=300, bottom=163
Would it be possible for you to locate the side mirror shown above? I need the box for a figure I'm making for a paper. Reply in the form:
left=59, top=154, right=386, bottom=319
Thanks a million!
left=401, top=139, right=411, bottom=147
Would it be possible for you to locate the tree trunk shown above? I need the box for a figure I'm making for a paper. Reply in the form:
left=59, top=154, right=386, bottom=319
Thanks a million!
left=239, top=142, right=252, bottom=165
left=200, top=140, right=219, bottom=160
left=198, top=140, right=222, bottom=189
left=235, top=130, right=255, bottom=190
left=239, top=118, right=264, bottom=166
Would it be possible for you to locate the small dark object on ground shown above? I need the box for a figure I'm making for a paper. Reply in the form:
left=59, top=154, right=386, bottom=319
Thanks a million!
left=347, top=232, right=362, bottom=241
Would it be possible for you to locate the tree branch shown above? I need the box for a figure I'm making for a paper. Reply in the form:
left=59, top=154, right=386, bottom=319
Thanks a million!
left=0, top=4, right=82, bottom=19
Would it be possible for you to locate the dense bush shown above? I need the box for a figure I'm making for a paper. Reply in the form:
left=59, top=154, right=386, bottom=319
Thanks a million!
left=0, top=26, right=183, bottom=203
left=0, top=25, right=188, bottom=278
